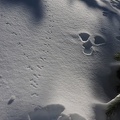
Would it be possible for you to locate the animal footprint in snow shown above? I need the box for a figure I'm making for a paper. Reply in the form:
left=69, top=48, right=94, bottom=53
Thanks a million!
left=31, top=93, right=39, bottom=97
left=110, top=0, right=120, bottom=10
left=116, top=36, right=120, bottom=41
left=103, top=10, right=115, bottom=17
left=78, top=33, right=90, bottom=42
left=103, top=11, right=109, bottom=16
left=93, top=35, right=106, bottom=46
left=82, top=40, right=93, bottom=55
left=30, top=79, right=38, bottom=89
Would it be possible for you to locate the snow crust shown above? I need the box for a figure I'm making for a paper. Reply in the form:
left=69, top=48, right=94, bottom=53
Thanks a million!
left=0, top=0, right=120, bottom=120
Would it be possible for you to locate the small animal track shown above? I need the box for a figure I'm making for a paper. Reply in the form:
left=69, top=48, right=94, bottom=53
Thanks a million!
left=11, top=32, right=17, bottom=35
left=40, top=57, right=46, bottom=61
left=78, top=33, right=90, bottom=42
left=31, top=93, right=39, bottom=97
left=33, top=73, right=39, bottom=78
left=17, top=42, right=23, bottom=46
left=45, top=2, right=55, bottom=42
left=23, top=53, right=29, bottom=58
left=102, top=10, right=116, bottom=17
left=27, top=65, right=34, bottom=70
left=93, top=36, right=106, bottom=46
left=103, top=10, right=110, bottom=17
left=110, top=0, right=120, bottom=10
left=37, top=65, right=44, bottom=69
left=6, top=22, right=12, bottom=26
left=30, top=78, right=38, bottom=89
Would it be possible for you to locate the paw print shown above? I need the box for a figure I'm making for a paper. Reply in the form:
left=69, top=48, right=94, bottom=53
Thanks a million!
left=78, top=32, right=106, bottom=56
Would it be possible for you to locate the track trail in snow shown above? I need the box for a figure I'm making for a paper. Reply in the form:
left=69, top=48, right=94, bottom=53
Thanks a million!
left=0, top=0, right=120, bottom=120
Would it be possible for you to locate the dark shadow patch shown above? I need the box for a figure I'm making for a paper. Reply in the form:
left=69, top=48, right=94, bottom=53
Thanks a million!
left=70, top=113, right=86, bottom=120
left=8, top=99, right=14, bottom=105
left=58, top=114, right=70, bottom=120
left=93, top=104, right=107, bottom=120
left=93, top=103, right=120, bottom=120
left=110, top=0, right=120, bottom=10
left=69, top=0, right=118, bottom=20
left=5, top=102, right=65, bottom=120
left=7, top=95, right=16, bottom=105
left=102, top=10, right=116, bottom=17
left=28, top=104, right=65, bottom=120
left=116, top=36, right=120, bottom=41
left=79, top=33, right=90, bottom=42
left=94, top=36, right=106, bottom=46
left=82, top=40, right=93, bottom=55
left=70, top=0, right=114, bottom=11
left=0, top=0, right=44, bottom=23
left=80, top=0, right=102, bottom=8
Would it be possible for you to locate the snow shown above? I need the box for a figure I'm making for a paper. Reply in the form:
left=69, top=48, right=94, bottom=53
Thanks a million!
left=0, top=0, right=120, bottom=120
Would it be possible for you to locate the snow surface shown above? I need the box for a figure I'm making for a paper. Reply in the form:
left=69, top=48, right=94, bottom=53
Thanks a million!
left=0, top=0, right=120, bottom=120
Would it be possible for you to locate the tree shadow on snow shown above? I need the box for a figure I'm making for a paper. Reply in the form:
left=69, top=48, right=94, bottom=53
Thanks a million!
left=68, top=0, right=118, bottom=17
left=93, top=103, right=107, bottom=120
left=93, top=103, right=120, bottom=120
left=5, top=101, right=87, bottom=120
left=0, top=0, right=44, bottom=23
left=5, top=102, right=65, bottom=120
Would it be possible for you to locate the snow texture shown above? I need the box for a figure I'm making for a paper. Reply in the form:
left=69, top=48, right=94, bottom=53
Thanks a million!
left=0, top=0, right=120, bottom=120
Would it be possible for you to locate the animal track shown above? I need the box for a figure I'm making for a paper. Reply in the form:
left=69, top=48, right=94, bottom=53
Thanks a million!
left=82, top=40, right=93, bottom=55
left=78, top=32, right=106, bottom=56
left=6, top=22, right=12, bottom=26
left=40, top=57, right=46, bottom=61
left=78, top=32, right=90, bottom=42
left=11, top=32, right=17, bottom=35
left=30, top=83, right=38, bottom=89
left=44, top=43, right=50, bottom=47
left=37, top=65, right=44, bottom=69
left=31, top=93, right=39, bottom=97
left=93, top=36, right=106, bottom=46
left=103, top=11, right=109, bottom=17
left=17, top=42, right=23, bottom=46
left=101, top=28, right=107, bottom=33
left=23, top=53, right=29, bottom=58
left=27, top=65, right=34, bottom=70
left=102, top=10, right=115, bottom=17
left=110, top=0, right=120, bottom=10
left=33, top=73, right=39, bottom=78
left=30, top=78, right=38, bottom=89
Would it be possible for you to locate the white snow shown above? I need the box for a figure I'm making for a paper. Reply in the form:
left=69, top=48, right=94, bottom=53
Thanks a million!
left=0, top=0, right=120, bottom=120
